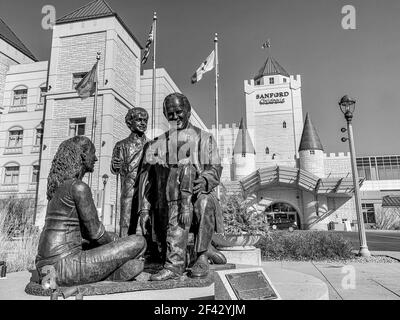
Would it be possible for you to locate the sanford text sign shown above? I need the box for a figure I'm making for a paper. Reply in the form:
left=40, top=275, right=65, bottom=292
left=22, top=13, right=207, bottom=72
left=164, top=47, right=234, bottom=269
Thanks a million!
left=256, top=91, right=289, bottom=105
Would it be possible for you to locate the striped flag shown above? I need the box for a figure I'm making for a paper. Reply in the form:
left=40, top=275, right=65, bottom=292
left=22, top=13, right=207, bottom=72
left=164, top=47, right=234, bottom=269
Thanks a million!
left=191, top=50, right=215, bottom=84
left=261, top=39, right=271, bottom=49
left=75, top=61, right=98, bottom=99
left=141, top=22, right=154, bottom=65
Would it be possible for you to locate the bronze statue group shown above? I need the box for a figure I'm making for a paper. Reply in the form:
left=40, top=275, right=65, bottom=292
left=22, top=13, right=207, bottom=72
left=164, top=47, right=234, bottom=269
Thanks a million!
left=35, top=93, right=227, bottom=287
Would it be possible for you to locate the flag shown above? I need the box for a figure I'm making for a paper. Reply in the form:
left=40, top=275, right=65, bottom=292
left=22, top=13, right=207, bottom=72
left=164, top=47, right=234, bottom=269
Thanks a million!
left=75, top=61, right=98, bottom=99
left=191, top=50, right=215, bottom=84
left=261, top=39, right=271, bottom=49
left=141, top=22, right=154, bottom=65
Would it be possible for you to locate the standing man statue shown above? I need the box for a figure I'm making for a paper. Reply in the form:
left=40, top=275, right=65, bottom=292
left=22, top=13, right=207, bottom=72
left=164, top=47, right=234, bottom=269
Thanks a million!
left=111, top=107, right=149, bottom=238
left=137, top=92, right=226, bottom=281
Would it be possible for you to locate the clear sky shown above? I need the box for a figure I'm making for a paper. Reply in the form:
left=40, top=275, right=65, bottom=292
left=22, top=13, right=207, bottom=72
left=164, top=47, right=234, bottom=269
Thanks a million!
left=1, top=0, right=399, bottom=156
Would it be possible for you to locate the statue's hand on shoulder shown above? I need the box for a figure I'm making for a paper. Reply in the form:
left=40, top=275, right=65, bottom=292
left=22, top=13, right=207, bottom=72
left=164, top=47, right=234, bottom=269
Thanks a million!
left=193, top=177, right=207, bottom=194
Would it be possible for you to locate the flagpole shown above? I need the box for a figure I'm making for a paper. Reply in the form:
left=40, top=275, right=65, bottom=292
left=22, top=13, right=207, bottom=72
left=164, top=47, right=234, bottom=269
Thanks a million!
left=89, top=52, right=100, bottom=188
left=214, top=33, right=220, bottom=199
left=151, top=12, right=157, bottom=139
left=214, top=33, right=219, bottom=147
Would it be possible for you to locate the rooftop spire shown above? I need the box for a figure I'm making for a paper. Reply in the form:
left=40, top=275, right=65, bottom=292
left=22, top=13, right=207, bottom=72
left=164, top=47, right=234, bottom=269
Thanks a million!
left=254, top=41, right=289, bottom=80
left=233, top=118, right=256, bottom=155
left=299, top=113, right=324, bottom=151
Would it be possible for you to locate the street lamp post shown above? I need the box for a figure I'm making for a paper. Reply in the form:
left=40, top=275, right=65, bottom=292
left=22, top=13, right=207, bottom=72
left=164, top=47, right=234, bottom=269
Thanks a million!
left=101, top=174, right=109, bottom=224
left=339, top=95, right=371, bottom=257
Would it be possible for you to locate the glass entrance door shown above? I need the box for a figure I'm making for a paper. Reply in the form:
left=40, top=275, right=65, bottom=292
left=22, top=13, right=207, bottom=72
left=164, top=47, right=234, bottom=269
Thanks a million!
left=265, top=202, right=299, bottom=229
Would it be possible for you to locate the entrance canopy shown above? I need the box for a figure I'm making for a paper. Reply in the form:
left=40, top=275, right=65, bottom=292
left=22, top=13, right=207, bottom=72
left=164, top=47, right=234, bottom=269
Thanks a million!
left=239, top=166, right=363, bottom=198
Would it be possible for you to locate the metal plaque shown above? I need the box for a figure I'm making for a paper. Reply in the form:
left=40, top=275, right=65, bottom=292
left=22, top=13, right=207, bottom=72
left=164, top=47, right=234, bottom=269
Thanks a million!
left=225, top=271, right=278, bottom=300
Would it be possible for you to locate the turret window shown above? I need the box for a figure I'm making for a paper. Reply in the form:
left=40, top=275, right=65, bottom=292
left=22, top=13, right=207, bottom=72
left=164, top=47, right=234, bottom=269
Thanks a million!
left=283, top=121, right=287, bottom=128
left=265, top=147, right=270, bottom=155
left=269, top=77, right=274, bottom=84
left=310, top=150, right=315, bottom=155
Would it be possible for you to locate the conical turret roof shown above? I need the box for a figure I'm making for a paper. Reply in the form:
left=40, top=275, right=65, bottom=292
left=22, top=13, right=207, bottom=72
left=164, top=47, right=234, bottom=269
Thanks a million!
left=299, top=113, right=324, bottom=151
left=254, top=55, right=289, bottom=80
left=233, top=118, right=256, bottom=155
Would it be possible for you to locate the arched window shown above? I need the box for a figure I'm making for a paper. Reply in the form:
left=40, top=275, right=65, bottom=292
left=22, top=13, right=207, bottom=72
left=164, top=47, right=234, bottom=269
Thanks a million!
left=34, top=124, right=43, bottom=146
left=265, top=147, right=270, bottom=155
left=3, top=162, right=20, bottom=185
left=283, top=121, right=287, bottom=128
left=31, top=162, right=40, bottom=184
left=7, top=127, right=23, bottom=148
left=39, top=83, right=47, bottom=105
left=12, top=85, right=28, bottom=106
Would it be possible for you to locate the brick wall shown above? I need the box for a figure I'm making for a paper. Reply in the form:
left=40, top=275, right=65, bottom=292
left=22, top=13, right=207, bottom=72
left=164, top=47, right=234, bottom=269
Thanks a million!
left=114, top=36, right=137, bottom=104
left=324, top=152, right=352, bottom=178
left=56, top=32, right=106, bottom=92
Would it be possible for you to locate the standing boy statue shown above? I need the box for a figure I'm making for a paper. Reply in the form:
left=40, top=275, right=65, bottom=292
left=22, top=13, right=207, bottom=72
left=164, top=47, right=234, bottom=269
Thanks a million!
left=111, top=107, right=149, bottom=237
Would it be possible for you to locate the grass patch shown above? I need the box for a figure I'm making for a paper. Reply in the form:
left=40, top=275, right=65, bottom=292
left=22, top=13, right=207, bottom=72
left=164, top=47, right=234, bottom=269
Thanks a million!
left=0, top=198, right=40, bottom=273
left=256, top=230, right=353, bottom=261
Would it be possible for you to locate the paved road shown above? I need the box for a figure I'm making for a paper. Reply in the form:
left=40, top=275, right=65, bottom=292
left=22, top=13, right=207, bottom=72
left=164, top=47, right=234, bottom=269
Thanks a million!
left=331, top=230, right=400, bottom=251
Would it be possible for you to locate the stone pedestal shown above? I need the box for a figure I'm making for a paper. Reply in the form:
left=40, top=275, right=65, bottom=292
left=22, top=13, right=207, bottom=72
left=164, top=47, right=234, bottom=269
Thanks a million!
left=219, top=246, right=262, bottom=266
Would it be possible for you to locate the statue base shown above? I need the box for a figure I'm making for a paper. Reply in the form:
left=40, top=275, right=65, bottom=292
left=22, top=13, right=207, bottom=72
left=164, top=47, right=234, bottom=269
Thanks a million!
left=25, top=262, right=235, bottom=299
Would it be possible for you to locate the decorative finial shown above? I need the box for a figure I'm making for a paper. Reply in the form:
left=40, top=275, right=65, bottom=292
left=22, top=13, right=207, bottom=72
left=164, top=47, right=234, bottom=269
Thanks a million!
left=96, top=52, right=101, bottom=60
left=214, top=33, right=218, bottom=42
left=153, top=12, right=157, bottom=20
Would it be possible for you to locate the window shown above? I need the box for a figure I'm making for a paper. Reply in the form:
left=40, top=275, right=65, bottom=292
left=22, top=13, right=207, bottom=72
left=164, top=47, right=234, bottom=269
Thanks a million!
left=72, top=72, right=88, bottom=89
left=269, top=77, right=274, bottom=84
left=39, top=86, right=47, bottom=104
left=265, top=147, right=269, bottom=155
left=362, top=203, right=376, bottom=224
left=357, top=156, right=400, bottom=180
left=34, top=128, right=43, bottom=146
left=69, top=118, right=86, bottom=136
left=8, top=129, right=23, bottom=147
left=283, top=78, right=287, bottom=83
left=283, top=121, right=287, bottom=128
left=13, top=88, right=27, bottom=106
left=310, top=150, right=315, bottom=155
left=4, top=165, right=19, bottom=185
left=32, top=165, right=40, bottom=184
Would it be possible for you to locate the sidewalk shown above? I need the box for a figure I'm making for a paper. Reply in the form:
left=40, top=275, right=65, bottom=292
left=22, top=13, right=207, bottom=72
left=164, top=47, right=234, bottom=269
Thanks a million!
left=262, top=251, right=400, bottom=300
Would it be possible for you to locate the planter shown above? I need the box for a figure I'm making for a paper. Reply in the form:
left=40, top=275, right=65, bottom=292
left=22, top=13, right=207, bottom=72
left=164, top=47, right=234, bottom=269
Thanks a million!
left=212, top=233, right=262, bottom=248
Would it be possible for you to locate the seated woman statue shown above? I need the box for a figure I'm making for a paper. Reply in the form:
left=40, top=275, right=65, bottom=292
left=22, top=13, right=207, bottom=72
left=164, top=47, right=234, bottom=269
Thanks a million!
left=35, top=135, right=146, bottom=287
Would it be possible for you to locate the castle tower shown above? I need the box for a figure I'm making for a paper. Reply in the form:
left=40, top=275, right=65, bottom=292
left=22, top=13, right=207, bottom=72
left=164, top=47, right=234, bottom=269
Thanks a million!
left=299, top=113, right=325, bottom=177
left=244, top=51, right=303, bottom=169
left=36, top=0, right=143, bottom=227
left=233, top=118, right=256, bottom=180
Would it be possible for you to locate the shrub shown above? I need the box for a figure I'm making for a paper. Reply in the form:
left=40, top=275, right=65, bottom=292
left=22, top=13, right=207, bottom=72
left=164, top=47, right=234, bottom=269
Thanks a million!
left=219, top=185, right=269, bottom=236
left=0, top=198, right=40, bottom=272
left=256, top=230, right=353, bottom=261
